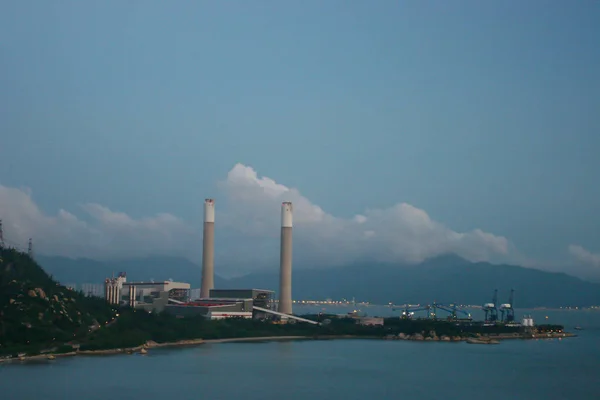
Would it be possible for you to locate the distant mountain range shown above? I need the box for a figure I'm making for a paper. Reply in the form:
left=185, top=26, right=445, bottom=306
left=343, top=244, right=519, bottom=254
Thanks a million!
left=35, top=255, right=228, bottom=288
left=36, top=254, right=600, bottom=308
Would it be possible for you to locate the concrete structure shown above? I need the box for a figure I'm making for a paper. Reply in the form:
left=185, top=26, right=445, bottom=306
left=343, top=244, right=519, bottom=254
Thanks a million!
left=164, top=289, right=276, bottom=320
left=253, top=306, right=320, bottom=325
left=104, top=274, right=191, bottom=312
left=210, top=288, right=275, bottom=318
left=200, top=199, right=215, bottom=298
left=104, top=273, right=127, bottom=305
left=164, top=298, right=254, bottom=319
left=122, top=280, right=191, bottom=312
left=210, top=289, right=274, bottom=306
left=279, top=202, right=293, bottom=315
left=128, top=285, right=137, bottom=308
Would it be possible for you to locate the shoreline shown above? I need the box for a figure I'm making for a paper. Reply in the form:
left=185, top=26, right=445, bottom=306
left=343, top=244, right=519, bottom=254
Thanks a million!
left=0, top=332, right=576, bottom=364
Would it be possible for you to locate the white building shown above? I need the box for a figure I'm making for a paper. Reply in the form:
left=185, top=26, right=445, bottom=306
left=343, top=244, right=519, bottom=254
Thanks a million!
left=104, top=273, right=127, bottom=305
left=104, top=275, right=191, bottom=311
left=122, top=281, right=191, bottom=308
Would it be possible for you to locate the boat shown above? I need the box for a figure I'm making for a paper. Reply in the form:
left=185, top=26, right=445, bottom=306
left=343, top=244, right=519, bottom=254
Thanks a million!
left=140, top=348, right=148, bottom=355
left=574, top=326, right=583, bottom=331
left=46, top=355, right=55, bottom=360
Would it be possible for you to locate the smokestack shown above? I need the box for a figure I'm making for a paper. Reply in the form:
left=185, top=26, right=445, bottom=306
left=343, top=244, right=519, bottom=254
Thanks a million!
left=279, top=202, right=293, bottom=315
left=200, top=199, right=215, bottom=298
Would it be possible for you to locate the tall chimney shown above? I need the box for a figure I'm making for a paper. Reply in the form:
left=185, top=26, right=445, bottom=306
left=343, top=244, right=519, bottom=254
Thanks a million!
left=200, top=199, right=215, bottom=298
left=279, top=202, right=293, bottom=315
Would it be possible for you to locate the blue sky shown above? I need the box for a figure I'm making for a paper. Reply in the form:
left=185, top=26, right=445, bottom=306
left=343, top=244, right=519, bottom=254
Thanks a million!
left=0, top=1, right=599, bottom=276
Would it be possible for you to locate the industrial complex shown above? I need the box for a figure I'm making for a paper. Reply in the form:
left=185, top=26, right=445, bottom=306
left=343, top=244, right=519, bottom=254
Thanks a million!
left=103, top=199, right=314, bottom=323
left=102, top=199, right=531, bottom=330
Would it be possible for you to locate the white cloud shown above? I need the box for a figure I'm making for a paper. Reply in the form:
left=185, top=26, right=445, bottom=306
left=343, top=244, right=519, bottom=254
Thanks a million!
left=0, top=184, right=196, bottom=260
left=1, top=163, right=512, bottom=273
left=217, top=163, right=510, bottom=268
left=569, top=245, right=600, bottom=268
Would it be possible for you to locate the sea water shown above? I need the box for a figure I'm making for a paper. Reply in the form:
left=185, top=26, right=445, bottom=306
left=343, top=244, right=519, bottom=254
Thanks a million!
left=1, top=309, right=599, bottom=400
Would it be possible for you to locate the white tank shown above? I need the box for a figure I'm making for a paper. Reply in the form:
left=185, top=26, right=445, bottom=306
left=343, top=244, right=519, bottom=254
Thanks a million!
left=521, top=316, right=535, bottom=327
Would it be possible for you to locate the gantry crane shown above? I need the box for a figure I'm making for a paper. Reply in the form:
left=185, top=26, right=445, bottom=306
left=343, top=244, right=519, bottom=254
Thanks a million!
left=500, top=289, right=515, bottom=323
left=483, top=289, right=498, bottom=323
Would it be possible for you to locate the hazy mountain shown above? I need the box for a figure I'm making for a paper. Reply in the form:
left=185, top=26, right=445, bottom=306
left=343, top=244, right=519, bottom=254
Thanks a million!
left=36, top=254, right=600, bottom=308
left=224, top=254, right=600, bottom=308
left=35, top=255, right=228, bottom=287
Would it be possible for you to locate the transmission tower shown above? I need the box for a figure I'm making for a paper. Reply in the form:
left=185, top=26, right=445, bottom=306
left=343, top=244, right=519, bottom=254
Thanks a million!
left=28, top=238, right=34, bottom=258
left=0, top=219, right=4, bottom=248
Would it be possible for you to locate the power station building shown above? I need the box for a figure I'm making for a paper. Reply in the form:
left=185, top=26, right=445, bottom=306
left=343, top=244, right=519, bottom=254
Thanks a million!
left=103, top=198, right=306, bottom=323
left=104, top=273, right=127, bottom=305
left=163, top=288, right=275, bottom=320
left=191, top=198, right=295, bottom=320
left=104, top=274, right=190, bottom=312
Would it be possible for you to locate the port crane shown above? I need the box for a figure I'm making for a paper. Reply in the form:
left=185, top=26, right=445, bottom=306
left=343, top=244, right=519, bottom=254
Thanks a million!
left=433, top=303, right=472, bottom=321
left=393, top=302, right=471, bottom=321
left=483, top=289, right=499, bottom=323
left=500, top=289, right=515, bottom=323
left=392, top=304, right=434, bottom=319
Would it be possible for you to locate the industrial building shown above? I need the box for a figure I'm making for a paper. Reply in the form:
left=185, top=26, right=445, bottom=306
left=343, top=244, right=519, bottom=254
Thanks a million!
left=163, top=289, right=275, bottom=320
left=104, top=273, right=190, bottom=312
left=191, top=199, right=301, bottom=322
left=104, top=272, right=127, bottom=305
left=123, top=281, right=191, bottom=312
left=103, top=199, right=318, bottom=324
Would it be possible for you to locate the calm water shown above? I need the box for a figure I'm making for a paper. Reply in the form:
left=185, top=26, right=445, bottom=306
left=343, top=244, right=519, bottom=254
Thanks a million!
left=1, top=309, right=599, bottom=400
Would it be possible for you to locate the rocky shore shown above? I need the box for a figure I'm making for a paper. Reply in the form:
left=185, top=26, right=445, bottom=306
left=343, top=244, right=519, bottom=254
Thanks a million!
left=383, top=330, right=576, bottom=343
left=0, top=330, right=577, bottom=364
left=384, top=331, right=467, bottom=342
left=0, top=336, right=324, bottom=363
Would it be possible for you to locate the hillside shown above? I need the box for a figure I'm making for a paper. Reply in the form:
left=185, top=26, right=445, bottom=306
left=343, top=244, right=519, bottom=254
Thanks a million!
left=0, top=248, right=390, bottom=356
left=0, top=248, right=115, bottom=355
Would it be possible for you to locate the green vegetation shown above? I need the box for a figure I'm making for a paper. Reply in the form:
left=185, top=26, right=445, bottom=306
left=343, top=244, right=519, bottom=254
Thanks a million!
left=0, top=247, right=569, bottom=358
left=80, top=311, right=389, bottom=350
left=0, top=248, right=115, bottom=356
